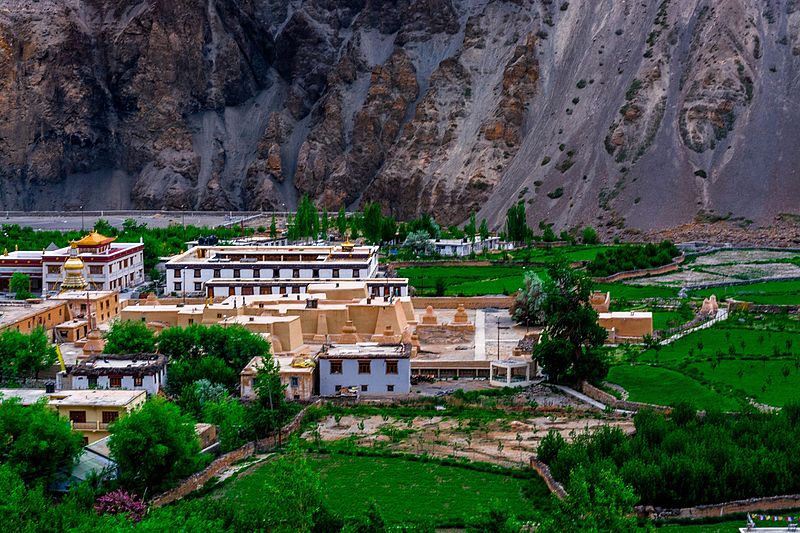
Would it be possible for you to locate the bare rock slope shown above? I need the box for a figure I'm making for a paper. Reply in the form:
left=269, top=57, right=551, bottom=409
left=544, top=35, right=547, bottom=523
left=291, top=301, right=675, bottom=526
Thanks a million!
left=0, top=0, right=798, bottom=233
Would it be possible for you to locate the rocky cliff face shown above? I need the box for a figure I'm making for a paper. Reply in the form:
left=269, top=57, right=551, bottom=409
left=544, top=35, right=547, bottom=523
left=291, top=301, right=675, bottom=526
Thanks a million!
left=1, top=0, right=799, bottom=233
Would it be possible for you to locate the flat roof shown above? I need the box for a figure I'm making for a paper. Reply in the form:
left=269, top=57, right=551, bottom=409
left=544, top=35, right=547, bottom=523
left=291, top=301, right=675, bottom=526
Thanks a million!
left=167, top=244, right=378, bottom=266
left=598, top=312, right=653, bottom=319
left=48, top=389, right=145, bottom=407
left=0, top=298, right=66, bottom=328
left=53, top=290, right=117, bottom=301
left=322, top=342, right=409, bottom=359
left=0, top=388, right=49, bottom=405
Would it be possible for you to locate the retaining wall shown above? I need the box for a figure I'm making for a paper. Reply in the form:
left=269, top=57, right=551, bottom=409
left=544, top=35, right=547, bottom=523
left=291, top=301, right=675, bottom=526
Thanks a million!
left=412, top=296, right=515, bottom=309
left=580, top=382, right=671, bottom=413
left=592, top=254, right=685, bottom=284
left=529, top=458, right=567, bottom=499
left=150, top=400, right=321, bottom=507
left=636, top=493, right=800, bottom=520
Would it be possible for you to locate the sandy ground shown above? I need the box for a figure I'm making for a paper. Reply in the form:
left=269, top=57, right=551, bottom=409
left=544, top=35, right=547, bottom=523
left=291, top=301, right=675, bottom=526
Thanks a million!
left=302, top=412, right=634, bottom=468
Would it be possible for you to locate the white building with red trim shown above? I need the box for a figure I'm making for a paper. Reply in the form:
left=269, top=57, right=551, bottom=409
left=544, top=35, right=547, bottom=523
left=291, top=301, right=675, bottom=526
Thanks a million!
left=0, top=232, right=145, bottom=294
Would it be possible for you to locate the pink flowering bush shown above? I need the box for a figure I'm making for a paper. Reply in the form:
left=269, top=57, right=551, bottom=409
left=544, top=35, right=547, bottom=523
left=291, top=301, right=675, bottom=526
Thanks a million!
left=94, top=489, right=146, bottom=522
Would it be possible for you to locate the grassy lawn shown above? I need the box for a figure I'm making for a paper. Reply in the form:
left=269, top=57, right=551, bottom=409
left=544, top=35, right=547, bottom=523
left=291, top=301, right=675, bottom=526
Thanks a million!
left=606, top=365, right=741, bottom=411
left=652, top=310, right=683, bottom=330
left=218, top=453, right=549, bottom=525
left=396, top=265, right=540, bottom=296
left=690, top=279, right=800, bottom=305
left=658, top=518, right=794, bottom=531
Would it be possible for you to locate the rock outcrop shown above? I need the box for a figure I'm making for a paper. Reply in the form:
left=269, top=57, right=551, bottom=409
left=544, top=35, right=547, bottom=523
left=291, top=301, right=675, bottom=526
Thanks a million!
left=0, top=0, right=799, bottom=234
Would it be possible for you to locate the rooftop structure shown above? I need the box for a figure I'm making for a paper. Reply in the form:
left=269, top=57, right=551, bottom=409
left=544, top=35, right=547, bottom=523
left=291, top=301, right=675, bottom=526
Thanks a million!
left=47, top=389, right=146, bottom=408
left=598, top=311, right=653, bottom=343
left=0, top=231, right=144, bottom=294
left=428, top=236, right=507, bottom=257
left=61, top=353, right=168, bottom=395
left=164, top=243, right=380, bottom=296
left=241, top=354, right=318, bottom=401
left=0, top=388, right=50, bottom=405
left=318, top=342, right=411, bottom=396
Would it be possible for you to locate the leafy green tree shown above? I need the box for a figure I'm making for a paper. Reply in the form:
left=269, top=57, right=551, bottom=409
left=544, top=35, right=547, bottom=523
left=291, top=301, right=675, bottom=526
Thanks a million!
left=510, top=271, right=545, bottom=327
left=0, top=328, right=57, bottom=382
left=537, top=468, right=644, bottom=533
left=0, top=464, right=55, bottom=530
left=479, top=219, right=490, bottom=241
left=10, top=272, right=32, bottom=299
left=202, top=397, right=252, bottom=452
left=93, top=218, right=116, bottom=236
left=103, top=320, right=156, bottom=354
left=533, top=258, right=608, bottom=383
left=0, top=398, right=83, bottom=486
left=361, top=202, right=384, bottom=244
left=250, top=358, right=291, bottom=436
left=465, top=501, right=522, bottom=532
left=320, top=208, right=329, bottom=239
left=336, top=206, right=348, bottom=237
left=109, top=397, right=206, bottom=495
left=380, top=216, right=398, bottom=244
left=402, top=231, right=435, bottom=257
left=540, top=223, right=557, bottom=242
left=504, top=201, right=530, bottom=243
left=270, top=215, right=278, bottom=239
left=464, top=213, right=477, bottom=244
left=582, top=226, right=600, bottom=244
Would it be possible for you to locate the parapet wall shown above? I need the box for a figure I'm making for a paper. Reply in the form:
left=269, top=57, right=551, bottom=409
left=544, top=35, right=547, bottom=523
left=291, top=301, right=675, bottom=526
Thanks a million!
left=529, top=458, right=567, bottom=499
left=412, top=296, right=515, bottom=309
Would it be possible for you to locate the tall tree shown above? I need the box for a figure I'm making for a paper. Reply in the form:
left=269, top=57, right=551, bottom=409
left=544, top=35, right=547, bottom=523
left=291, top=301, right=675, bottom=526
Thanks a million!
left=336, top=206, right=348, bottom=238
left=320, top=207, right=329, bottom=239
left=109, top=397, right=205, bottom=495
left=510, top=271, right=545, bottom=327
left=0, top=398, right=83, bottom=486
left=479, top=219, right=490, bottom=241
left=533, top=258, right=608, bottom=383
left=537, top=468, right=644, bottom=533
left=504, top=201, right=530, bottom=243
left=362, top=202, right=384, bottom=244
left=10, top=272, right=31, bottom=300
left=103, top=320, right=156, bottom=354
left=464, top=213, right=477, bottom=244
left=0, top=328, right=57, bottom=382
left=269, top=215, right=278, bottom=239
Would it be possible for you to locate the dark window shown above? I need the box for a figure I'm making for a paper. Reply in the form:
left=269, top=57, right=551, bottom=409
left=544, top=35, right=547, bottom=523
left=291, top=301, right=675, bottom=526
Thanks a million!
left=69, top=411, right=86, bottom=423
left=358, top=360, right=371, bottom=374
left=290, top=376, right=299, bottom=388
left=194, top=282, right=202, bottom=291
left=213, top=269, right=221, bottom=278
left=330, top=360, right=342, bottom=374
left=102, top=411, right=119, bottom=424
left=293, top=269, right=300, bottom=278
left=387, top=385, right=395, bottom=392
left=253, top=269, right=260, bottom=278
left=194, top=269, right=201, bottom=278
left=109, top=376, right=122, bottom=388
left=233, top=269, right=241, bottom=277
left=386, top=360, right=398, bottom=375
left=334, top=385, right=341, bottom=392
left=134, top=376, right=143, bottom=387
left=361, top=384, right=368, bottom=392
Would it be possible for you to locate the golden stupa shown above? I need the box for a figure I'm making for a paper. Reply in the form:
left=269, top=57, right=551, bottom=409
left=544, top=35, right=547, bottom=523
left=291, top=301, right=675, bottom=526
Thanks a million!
left=60, top=242, right=88, bottom=291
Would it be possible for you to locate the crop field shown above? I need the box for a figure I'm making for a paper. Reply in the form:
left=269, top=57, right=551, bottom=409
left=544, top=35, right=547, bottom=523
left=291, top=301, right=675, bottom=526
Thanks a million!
left=217, top=453, right=549, bottom=525
left=595, top=282, right=680, bottom=301
left=690, top=279, right=800, bottom=305
left=608, top=315, right=800, bottom=409
left=606, top=366, right=741, bottom=411
left=396, top=265, right=539, bottom=296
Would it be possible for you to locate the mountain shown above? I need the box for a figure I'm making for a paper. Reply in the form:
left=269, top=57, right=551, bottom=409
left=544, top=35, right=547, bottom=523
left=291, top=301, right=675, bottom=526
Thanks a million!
left=1, top=0, right=799, bottom=234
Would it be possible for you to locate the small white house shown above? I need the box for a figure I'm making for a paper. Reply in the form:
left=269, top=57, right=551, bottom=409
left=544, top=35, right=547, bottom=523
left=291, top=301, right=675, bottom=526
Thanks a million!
left=429, top=236, right=503, bottom=257
left=318, top=343, right=411, bottom=396
left=58, top=354, right=167, bottom=396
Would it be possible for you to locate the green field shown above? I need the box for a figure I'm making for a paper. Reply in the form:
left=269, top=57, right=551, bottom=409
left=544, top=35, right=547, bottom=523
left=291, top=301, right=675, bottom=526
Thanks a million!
left=606, top=365, right=741, bottom=411
left=608, top=315, right=800, bottom=409
left=217, top=454, right=549, bottom=525
left=690, top=279, right=800, bottom=305
left=594, top=282, right=681, bottom=301
left=658, top=517, right=796, bottom=531
left=396, top=265, right=539, bottom=296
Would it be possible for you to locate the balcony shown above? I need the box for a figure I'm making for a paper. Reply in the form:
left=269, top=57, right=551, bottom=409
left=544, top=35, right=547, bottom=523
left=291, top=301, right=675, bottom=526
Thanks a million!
left=71, top=421, right=99, bottom=431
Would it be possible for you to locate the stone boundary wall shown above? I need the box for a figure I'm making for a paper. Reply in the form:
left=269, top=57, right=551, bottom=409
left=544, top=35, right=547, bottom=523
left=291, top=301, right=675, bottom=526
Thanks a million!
left=684, top=275, right=800, bottom=292
left=412, top=296, right=515, bottom=309
left=150, top=400, right=321, bottom=507
left=636, top=493, right=800, bottom=520
left=529, top=458, right=567, bottom=499
left=580, top=382, right=671, bottom=413
left=592, top=254, right=686, bottom=284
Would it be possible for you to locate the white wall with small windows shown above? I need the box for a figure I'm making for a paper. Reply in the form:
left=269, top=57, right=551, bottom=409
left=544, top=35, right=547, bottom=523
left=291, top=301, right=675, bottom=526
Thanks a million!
left=318, top=357, right=410, bottom=396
